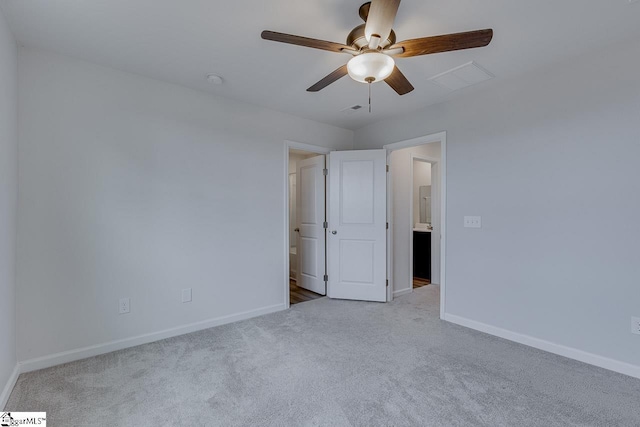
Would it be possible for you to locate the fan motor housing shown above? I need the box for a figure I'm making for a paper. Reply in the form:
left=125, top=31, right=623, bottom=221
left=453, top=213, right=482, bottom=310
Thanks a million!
left=346, top=24, right=396, bottom=51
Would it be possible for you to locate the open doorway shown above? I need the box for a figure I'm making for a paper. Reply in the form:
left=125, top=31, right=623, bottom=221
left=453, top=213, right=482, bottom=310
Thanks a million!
left=411, top=157, right=439, bottom=290
left=287, top=145, right=327, bottom=306
left=412, top=158, right=433, bottom=289
left=284, top=141, right=389, bottom=306
left=384, top=132, right=446, bottom=314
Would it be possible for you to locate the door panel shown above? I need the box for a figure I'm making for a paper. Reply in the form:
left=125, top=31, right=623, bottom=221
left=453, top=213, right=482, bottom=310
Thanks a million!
left=340, top=240, right=375, bottom=283
left=328, top=149, right=387, bottom=302
left=299, top=166, right=317, bottom=224
left=299, top=237, right=318, bottom=277
left=341, top=160, right=375, bottom=224
left=296, top=155, right=327, bottom=295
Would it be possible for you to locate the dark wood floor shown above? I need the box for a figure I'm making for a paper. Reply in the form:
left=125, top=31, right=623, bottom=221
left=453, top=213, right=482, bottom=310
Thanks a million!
left=290, top=278, right=427, bottom=304
left=413, top=277, right=431, bottom=288
left=290, top=279, right=324, bottom=305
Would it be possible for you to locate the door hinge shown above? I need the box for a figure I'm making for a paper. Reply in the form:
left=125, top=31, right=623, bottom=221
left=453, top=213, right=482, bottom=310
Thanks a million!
left=386, top=279, right=389, bottom=287
left=386, top=222, right=389, bottom=230
left=323, top=168, right=328, bottom=176
left=324, top=274, right=328, bottom=282
left=386, top=165, right=389, bottom=172
left=323, top=221, right=328, bottom=229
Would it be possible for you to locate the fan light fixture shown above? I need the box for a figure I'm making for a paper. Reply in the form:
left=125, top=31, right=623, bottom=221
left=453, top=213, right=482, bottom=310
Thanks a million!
left=347, top=52, right=395, bottom=84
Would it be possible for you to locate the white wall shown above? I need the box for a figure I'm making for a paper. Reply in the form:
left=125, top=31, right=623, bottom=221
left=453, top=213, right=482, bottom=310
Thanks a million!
left=390, top=143, right=441, bottom=297
left=17, top=48, right=353, bottom=363
left=356, top=37, right=640, bottom=373
left=413, top=161, right=431, bottom=225
left=0, top=7, right=18, bottom=408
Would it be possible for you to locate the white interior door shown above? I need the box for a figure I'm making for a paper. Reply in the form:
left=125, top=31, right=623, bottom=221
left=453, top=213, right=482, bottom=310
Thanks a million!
left=327, top=149, right=387, bottom=302
left=296, top=155, right=327, bottom=295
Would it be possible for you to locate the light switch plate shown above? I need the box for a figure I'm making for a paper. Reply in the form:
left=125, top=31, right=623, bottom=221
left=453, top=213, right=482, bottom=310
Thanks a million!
left=464, top=216, right=482, bottom=228
left=632, top=317, right=640, bottom=335
left=182, top=288, right=192, bottom=303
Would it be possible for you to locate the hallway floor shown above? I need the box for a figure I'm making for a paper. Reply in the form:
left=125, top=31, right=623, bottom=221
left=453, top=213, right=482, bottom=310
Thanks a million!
left=413, top=277, right=430, bottom=288
left=289, top=279, right=324, bottom=305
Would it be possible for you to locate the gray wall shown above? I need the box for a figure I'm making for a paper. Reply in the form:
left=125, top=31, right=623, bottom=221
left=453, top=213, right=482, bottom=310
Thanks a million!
left=356, top=37, right=640, bottom=369
left=0, top=7, right=18, bottom=407
left=17, top=48, right=353, bottom=363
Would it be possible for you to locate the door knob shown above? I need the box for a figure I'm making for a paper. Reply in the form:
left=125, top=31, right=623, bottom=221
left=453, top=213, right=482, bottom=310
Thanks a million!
left=331, top=230, right=337, bottom=235
left=294, top=228, right=300, bottom=232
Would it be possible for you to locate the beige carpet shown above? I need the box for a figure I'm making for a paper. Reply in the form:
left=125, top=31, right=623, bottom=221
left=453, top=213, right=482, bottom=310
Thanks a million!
left=6, top=285, right=640, bottom=426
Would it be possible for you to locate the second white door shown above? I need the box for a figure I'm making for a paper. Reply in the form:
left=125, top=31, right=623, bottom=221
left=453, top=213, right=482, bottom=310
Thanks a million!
left=296, top=155, right=327, bottom=295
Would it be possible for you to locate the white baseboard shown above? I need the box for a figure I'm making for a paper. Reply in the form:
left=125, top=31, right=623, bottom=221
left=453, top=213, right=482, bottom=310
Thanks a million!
left=393, top=288, right=413, bottom=298
left=443, top=313, right=640, bottom=380
left=19, top=303, right=286, bottom=374
left=1, top=364, right=20, bottom=410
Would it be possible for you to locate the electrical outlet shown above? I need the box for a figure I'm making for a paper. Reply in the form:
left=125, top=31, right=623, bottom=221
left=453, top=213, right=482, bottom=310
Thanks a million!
left=119, top=297, right=130, bottom=314
left=464, top=216, right=482, bottom=228
left=632, top=317, right=640, bottom=335
left=182, top=288, right=192, bottom=303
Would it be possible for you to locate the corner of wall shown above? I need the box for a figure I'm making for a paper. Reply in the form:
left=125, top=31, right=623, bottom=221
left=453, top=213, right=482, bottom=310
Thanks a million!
left=0, top=364, right=19, bottom=410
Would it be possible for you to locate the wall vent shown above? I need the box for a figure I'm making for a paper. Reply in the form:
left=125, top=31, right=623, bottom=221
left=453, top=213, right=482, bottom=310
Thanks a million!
left=430, top=61, right=494, bottom=91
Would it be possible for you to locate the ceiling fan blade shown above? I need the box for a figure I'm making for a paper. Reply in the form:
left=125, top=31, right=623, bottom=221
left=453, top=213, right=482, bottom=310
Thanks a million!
left=365, top=0, right=401, bottom=49
left=307, top=64, right=349, bottom=92
left=261, top=31, right=353, bottom=54
left=385, top=66, right=414, bottom=95
left=388, top=29, right=493, bottom=58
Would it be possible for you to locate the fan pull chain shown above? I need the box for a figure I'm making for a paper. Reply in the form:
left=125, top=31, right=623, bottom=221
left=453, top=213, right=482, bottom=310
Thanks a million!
left=365, top=77, right=375, bottom=113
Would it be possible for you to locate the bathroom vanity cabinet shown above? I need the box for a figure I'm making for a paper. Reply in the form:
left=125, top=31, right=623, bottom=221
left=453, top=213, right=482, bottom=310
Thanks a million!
left=413, top=230, right=431, bottom=280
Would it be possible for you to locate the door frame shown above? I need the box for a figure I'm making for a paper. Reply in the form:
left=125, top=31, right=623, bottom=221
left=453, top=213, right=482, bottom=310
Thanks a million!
left=384, top=132, right=447, bottom=319
left=283, top=140, right=330, bottom=308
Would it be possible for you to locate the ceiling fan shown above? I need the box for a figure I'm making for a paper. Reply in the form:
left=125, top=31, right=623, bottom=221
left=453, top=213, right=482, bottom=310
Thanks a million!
left=261, top=0, right=493, bottom=98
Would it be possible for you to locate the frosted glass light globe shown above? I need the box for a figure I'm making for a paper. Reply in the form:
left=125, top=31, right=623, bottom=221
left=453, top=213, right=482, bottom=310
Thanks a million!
left=347, top=52, right=395, bottom=83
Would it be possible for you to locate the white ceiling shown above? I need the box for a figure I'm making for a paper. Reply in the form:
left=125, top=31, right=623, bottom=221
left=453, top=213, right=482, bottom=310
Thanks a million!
left=2, top=0, right=640, bottom=130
